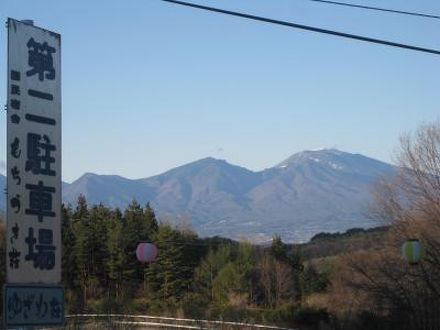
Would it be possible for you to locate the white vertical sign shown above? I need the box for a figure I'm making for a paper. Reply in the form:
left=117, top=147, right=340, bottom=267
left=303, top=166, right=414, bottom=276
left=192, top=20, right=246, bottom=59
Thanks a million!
left=6, top=18, right=61, bottom=284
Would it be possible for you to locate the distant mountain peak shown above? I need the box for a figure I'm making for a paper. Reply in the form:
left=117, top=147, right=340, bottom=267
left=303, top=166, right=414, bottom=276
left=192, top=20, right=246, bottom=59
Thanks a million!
left=296, top=148, right=349, bottom=157
left=81, top=172, right=97, bottom=179
left=274, top=149, right=393, bottom=180
left=193, top=157, right=227, bottom=165
left=276, top=148, right=351, bottom=168
left=158, top=157, right=230, bottom=174
left=307, top=148, right=344, bottom=154
left=0, top=150, right=396, bottom=243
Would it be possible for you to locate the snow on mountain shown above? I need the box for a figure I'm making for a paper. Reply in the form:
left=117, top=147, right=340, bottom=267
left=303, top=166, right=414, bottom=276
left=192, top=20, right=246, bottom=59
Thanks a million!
left=1, top=150, right=396, bottom=242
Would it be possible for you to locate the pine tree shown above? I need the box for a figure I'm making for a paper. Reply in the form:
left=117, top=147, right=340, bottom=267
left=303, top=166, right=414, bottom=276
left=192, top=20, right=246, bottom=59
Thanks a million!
left=271, top=234, right=288, bottom=261
left=144, top=203, right=159, bottom=235
left=104, top=210, right=125, bottom=305
left=71, top=195, right=92, bottom=310
left=61, top=204, right=78, bottom=311
left=147, top=225, right=199, bottom=301
left=87, top=204, right=112, bottom=298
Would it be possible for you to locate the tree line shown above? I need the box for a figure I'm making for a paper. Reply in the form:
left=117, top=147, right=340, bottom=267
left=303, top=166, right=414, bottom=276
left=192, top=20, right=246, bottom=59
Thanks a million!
left=56, top=195, right=329, bottom=327
left=0, top=196, right=328, bottom=328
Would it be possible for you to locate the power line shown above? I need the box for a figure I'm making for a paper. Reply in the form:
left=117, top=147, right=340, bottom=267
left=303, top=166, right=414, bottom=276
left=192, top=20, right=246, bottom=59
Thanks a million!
left=161, top=0, right=440, bottom=56
left=306, top=0, right=440, bottom=20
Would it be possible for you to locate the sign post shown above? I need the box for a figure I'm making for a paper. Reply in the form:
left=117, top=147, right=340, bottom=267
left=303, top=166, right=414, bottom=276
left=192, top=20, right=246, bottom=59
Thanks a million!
left=4, top=18, right=64, bottom=327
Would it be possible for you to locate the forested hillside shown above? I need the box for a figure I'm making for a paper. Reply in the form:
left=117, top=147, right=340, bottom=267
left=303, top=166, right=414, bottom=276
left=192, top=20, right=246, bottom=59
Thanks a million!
left=0, top=197, right=332, bottom=328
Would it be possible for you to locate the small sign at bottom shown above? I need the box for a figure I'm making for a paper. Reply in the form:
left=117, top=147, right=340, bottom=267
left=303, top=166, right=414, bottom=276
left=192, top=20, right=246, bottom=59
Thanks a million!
left=3, top=284, right=64, bottom=327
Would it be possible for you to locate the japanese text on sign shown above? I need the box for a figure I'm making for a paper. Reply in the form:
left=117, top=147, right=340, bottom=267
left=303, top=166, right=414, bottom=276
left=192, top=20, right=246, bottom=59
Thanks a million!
left=4, top=285, right=64, bottom=326
left=6, top=18, right=61, bottom=284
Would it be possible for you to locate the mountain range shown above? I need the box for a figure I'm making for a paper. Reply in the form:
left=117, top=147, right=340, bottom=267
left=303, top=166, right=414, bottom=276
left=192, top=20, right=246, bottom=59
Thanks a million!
left=0, top=149, right=395, bottom=242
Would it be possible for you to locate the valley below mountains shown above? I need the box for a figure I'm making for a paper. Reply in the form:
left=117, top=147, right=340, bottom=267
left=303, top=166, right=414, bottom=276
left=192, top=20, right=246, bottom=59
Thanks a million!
left=0, top=149, right=396, bottom=242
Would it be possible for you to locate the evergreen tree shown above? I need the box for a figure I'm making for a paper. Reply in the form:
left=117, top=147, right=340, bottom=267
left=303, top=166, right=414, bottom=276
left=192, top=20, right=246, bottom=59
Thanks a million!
left=271, top=235, right=288, bottom=261
left=300, top=264, right=329, bottom=296
left=147, top=225, right=199, bottom=301
left=121, top=200, right=145, bottom=296
left=87, top=204, right=113, bottom=297
left=71, top=195, right=92, bottom=310
left=104, top=210, right=125, bottom=304
left=61, top=204, right=78, bottom=311
left=144, top=203, right=159, bottom=235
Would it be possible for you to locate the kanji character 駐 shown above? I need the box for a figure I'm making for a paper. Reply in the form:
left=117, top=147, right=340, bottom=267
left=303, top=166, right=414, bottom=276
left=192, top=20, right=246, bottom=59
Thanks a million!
left=25, top=133, right=56, bottom=176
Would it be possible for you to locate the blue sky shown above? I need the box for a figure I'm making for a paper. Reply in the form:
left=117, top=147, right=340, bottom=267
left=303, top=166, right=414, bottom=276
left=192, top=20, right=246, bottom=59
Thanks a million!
left=1, top=0, right=439, bottom=182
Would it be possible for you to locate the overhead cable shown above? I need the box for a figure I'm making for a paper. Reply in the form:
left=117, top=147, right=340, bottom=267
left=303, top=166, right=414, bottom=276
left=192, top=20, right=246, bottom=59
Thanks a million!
left=161, top=0, right=440, bottom=56
left=306, top=0, right=440, bottom=20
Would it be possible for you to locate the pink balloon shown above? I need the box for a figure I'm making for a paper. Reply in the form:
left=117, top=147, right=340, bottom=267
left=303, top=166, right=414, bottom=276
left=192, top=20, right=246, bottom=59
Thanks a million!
left=136, top=243, right=158, bottom=263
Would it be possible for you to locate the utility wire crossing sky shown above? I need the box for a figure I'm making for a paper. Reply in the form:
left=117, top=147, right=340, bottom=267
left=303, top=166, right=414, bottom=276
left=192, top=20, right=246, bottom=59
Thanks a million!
left=303, top=0, right=440, bottom=20
left=1, top=0, right=440, bottom=182
left=161, top=0, right=440, bottom=55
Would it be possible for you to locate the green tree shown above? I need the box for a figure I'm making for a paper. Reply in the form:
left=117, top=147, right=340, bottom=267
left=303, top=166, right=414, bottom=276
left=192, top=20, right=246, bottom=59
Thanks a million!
left=235, top=243, right=255, bottom=301
left=71, top=195, right=92, bottom=310
left=87, top=204, right=113, bottom=298
left=193, top=244, right=232, bottom=301
left=212, top=262, right=241, bottom=307
left=103, top=210, right=126, bottom=311
left=271, top=235, right=288, bottom=261
left=300, top=264, right=328, bottom=296
left=146, top=224, right=199, bottom=301
left=120, top=200, right=150, bottom=297
left=61, top=204, right=78, bottom=312
left=144, top=203, right=159, bottom=235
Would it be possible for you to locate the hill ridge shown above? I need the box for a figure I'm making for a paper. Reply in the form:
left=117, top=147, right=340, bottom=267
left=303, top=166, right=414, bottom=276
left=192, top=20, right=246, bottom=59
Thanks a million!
left=0, top=149, right=395, bottom=242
